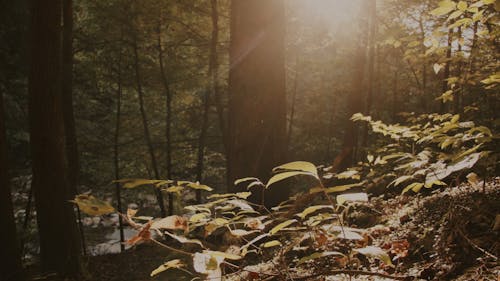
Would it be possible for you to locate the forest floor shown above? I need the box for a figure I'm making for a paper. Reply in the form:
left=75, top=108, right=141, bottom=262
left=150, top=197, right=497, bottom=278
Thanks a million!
left=35, top=179, right=500, bottom=281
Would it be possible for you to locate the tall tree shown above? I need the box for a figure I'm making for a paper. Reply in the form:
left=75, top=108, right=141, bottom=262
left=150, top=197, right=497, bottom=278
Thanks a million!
left=228, top=0, right=288, bottom=207
left=28, top=0, right=81, bottom=277
left=0, top=91, right=24, bottom=281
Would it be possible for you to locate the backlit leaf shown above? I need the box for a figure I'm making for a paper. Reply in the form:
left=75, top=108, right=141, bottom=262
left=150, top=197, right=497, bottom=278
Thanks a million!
left=269, top=219, right=297, bottom=235
left=272, top=161, right=318, bottom=177
left=114, top=179, right=171, bottom=189
left=336, top=193, right=368, bottom=205
left=262, top=240, right=282, bottom=248
left=150, top=259, right=185, bottom=277
left=71, top=194, right=115, bottom=216
left=356, top=246, right=393, bottom=266
left=151, top=215, right=188, bottom=231
left=266, top=171, right=317, bottom=188
left=296, top=205, right=334, bottom=219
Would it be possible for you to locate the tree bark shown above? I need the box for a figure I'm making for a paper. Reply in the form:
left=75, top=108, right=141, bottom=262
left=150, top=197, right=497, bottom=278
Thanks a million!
left=0, top=88, right=25, bottom=281
left=29, top=0, right=81, bottom=276
left=228, top=0, right=287, bottom=207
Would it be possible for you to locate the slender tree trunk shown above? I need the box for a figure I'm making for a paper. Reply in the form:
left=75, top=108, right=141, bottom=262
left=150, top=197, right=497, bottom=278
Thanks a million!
left=29, top=0, right=81, bottom=276
left=228, top=0, right=287, bottom=207
left=113, top=41, right=125, bottom=252
left=132, top=35, right=167, bottom=217
left=392, top=69, right=399, bottom=121
left=157, top=18, right=174, bottom=214
left=287, top=55, right=299, bottom=151
left=440, top=28, right=453, bottom=113
left=209, top=0, right=226, bottom=153
left=0, top=89, right=25, bottom=281
left=419, top=16, right=428, bottom=112
left=195, top=0, right=219, bottom=201
left=362, top=0, right=376, bottom=148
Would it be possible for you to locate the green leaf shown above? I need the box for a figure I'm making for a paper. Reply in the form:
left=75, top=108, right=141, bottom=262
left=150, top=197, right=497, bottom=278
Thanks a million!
left=269, top=219, right=297, bottom=235
left=273, top=161, right=318, bottom=177
left=355, top=246, right=394, bottom=266
left=71, top=194, right=115, bottom=216
left=266, top=171, right=317, bottom=188
left=297, top=251, right=344, bottom=265
left=150, top=259, right=185, bottom=277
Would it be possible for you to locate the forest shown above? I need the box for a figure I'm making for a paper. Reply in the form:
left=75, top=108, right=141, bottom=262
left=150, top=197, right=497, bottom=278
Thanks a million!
left=0, top=0, right=499, bottom=280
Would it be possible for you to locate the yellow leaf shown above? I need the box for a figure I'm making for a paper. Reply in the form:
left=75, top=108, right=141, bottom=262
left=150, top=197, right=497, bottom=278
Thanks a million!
left=269, top=219, right=297, bottom=235
left=457, top=1, right=467, bottom=11
left=150, top=259, right=185, bottom=277
left=262, top=240, right=282, bottom=248
left=296, top=205, right=334, bottom=219
left=151, top=215, right=188, bottom=231
left=272, top=161, right=318, bottom=177
left=114, top=179, right=172, bottom=189
left=266, top=171, right=317, bottom=188
left=448, top=10, right=464, bottom=20
left=356, top=246, right=394, bottom=267
left=336, top=193, right=368, bottom=205
left=71, top=194, right=115, bottom=216
left=430, top=0, right=456, bottom=16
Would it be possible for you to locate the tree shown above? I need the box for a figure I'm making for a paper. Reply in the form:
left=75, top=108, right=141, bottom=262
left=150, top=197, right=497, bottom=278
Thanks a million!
left=28, top=0, right=81, bottom=277
left=228, top=0, right=288, bottom=207
left=0, top=90, right=24, bottom=281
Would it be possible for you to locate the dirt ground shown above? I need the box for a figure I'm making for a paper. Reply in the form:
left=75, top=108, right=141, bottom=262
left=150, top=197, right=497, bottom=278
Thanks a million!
left=29, top=179, right=499, bottom=281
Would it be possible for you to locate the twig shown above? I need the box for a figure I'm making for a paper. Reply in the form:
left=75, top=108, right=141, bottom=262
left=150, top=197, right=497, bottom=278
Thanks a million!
left=150, top=238, right=194, bottom=257
left=458, top=230, right=498, bottom=261
left=291, top=269, right=411, bottom=280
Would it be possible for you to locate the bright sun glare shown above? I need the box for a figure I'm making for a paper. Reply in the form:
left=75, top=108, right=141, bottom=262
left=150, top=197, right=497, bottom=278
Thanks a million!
left=299, top=0, right=363, bottom=29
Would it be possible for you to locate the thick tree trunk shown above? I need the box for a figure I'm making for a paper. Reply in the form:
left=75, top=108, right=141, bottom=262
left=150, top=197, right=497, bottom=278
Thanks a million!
left=362, top=0, right=376, bottom=148
left=0, top=89, right=24, bottom=281
left=332, top=2, right=368, bottom=171
left=228, top=0, right=287, bottom=207
left=29, top=0, right=81, bottom=276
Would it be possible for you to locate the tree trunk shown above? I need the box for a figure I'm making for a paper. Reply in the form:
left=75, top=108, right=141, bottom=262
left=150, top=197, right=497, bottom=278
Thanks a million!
left=362, top=0, right=376, bottom=149
left=228, top=0, right=287, bottom=207
left=29, top=0, right=81, bottom=276
left=0, top=89, right=25, bottom=281
left=195, top=0, right=219, bottom=201
left=114, top=40, right=125, bottom=252
left=332, top=2, right=368, bottom=171
left=440, top=28, right=453, bottom=113
left=132, top=35, right=167, bottom=217
left=157, top=17, right=174, bottom=214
